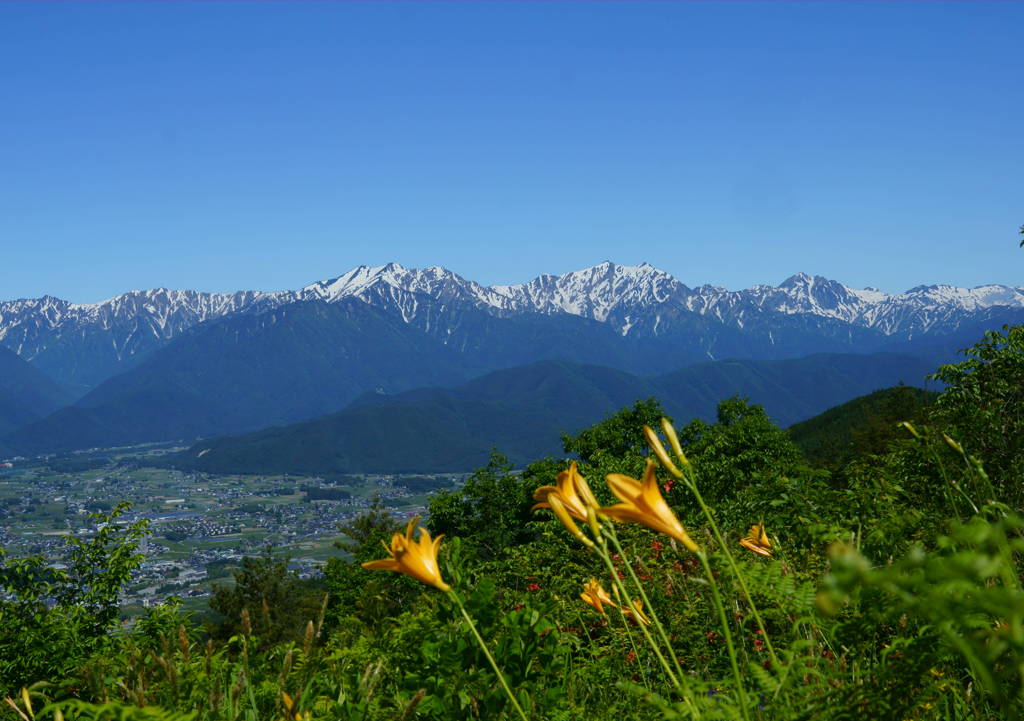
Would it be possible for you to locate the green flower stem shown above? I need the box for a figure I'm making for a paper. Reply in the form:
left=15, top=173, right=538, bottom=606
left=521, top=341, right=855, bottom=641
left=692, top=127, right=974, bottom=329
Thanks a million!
left=682, top=470, right=780, bottom=668
left=592, top=534, right=698, bottom=718
left=605, top=525, right=688, bottom=685
left=696, top=550, right=751, bottom=721
left=594, top=540, right=680, bottom=689
left=613, top=604, right=652, bottom=692
left=448, top=590, right=530, bottom=721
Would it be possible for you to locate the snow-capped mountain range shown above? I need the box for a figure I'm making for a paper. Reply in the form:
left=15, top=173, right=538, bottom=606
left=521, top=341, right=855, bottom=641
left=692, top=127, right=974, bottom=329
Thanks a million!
left=2, top=261, right=1022, bottom=392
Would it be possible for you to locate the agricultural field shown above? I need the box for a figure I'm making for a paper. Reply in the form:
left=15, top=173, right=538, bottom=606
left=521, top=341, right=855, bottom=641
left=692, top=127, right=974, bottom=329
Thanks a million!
left=0, top=445, right=463, bottom=612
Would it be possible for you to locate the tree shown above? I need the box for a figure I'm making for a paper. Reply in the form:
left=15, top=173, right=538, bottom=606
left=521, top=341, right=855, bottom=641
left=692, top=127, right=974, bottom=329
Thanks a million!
left=560, top=398, right=665, bottom=467
left=0, top=503, right=149, bottom=695
left=675, top=397, right=806, bottom=506
left=928, top=325, right=1024, bottom=504
left=335, top=495, right=401, bottom=562
left=208, top=549, right=324, bottom=646
left=323, top=497, right=417, bottom=628
left=428, top=450, right=537, bottom=560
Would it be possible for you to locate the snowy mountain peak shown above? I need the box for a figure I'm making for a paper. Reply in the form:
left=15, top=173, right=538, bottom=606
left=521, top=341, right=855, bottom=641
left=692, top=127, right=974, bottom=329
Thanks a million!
left=301, top=263, right=484, bottom=306
left=481, top=261, right=688, bottom=322
left=779, top=272, right=813, bottom=288
left=3, top=262, right=1024, bottom=393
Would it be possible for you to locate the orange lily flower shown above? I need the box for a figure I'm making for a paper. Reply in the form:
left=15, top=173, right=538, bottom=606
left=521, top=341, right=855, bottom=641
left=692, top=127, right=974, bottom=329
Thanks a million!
left=623, top=598, right=652, bottom=626
left=532, top=461, right=598, bottom=520
left=533, top=462, right=598, bottom=547
left=362, top=516, right=451, bottom=591
left=739, top=524, right=772, bottom=558
left=602, top=460, right=701, bottom=553
left=580, top=578, right=616, bottom=616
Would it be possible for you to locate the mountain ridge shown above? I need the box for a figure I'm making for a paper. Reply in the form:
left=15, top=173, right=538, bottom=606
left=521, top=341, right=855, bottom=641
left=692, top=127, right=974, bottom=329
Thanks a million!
left=3, top=262, right=1021, bottom=391
left=167, top=351, right=937, bottom=475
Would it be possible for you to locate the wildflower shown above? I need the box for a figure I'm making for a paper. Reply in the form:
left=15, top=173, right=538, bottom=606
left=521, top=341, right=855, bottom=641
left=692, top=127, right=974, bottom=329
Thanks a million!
left=580, top=578, right=616, bottom=615
left=643, top=425, right=683, bottom=477
left=651, top=539, right=664, bottom=559
left=602, top=460, right=701, bottom=552
left=525, top=583, right=541, bottom=592
left=533, top=462, right=598, bottom=546
left=644, top=418, right=691, bottom=478
left=942, top=433, right=963, bottom=453
left=899, top=421, right=922, bottom=439
left=739, top=524, right=772, bottom=558
left=532, top=461, right=598, bottom=520
left=623, top=598, right=652, bottom=626
left=362, top=516, right=451, bottom=592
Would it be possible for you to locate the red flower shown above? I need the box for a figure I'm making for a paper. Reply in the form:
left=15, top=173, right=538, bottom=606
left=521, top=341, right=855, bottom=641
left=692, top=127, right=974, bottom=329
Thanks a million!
left=525, top=583, right=541, bottom=592
left=650, top=539, right=664, bottom=560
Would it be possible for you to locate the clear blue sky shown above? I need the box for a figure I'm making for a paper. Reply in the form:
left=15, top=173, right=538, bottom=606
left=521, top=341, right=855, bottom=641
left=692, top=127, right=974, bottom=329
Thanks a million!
left=1, top=2, right=1021, bottom=303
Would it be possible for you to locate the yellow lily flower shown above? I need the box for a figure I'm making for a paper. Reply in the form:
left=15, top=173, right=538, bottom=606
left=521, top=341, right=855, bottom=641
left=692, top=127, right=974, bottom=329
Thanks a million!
left=362, top=516, right=451, bottom=592
left=532, top=461, right=598, bottom=520
left=623, top=598, right=652, bottom=626
left=602, top=460, right=701, bottom=552
left=643, top=424, right=683, bottom=478
left=739, top=524, right=772, bottom=558
left=533, top=462, right=598, bottom=547
left=580, top=578, right=616, bottom=616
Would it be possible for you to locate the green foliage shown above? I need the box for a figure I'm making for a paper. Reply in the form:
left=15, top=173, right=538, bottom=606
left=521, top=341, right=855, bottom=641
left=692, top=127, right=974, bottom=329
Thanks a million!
left=675, top=396, right=806, bottom=507
left=820, top=506, right=1024, bottom=717
left=788, top=384, right=937, bottom=472
left=323, top=497, right=418, bottom=629
left=207, top=550, right=325, bottom=647
left=929, top=325, right=1024, bottom=505
left=334, top=496, right=399, bottom=563
left=0, top=503, right=149, bottom=696
left=6, top=326, right=1024, bottom=720
left=427, top=451, right=540, bottom=559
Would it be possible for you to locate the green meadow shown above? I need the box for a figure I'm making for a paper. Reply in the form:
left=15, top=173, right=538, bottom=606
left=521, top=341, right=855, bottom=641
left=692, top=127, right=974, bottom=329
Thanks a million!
left=2, top=326, right=1023, bottom=720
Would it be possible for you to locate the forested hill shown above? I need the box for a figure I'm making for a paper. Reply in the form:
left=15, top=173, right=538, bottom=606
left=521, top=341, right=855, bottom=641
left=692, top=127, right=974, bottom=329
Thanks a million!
left=788, top=384, right=938, bottom=470
left=170, top=351, right=935, bottom=474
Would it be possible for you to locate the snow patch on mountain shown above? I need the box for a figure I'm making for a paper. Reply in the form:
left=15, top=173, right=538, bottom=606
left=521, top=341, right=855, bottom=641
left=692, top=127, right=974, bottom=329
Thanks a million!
left=2, top=263, right=1022, bottom=373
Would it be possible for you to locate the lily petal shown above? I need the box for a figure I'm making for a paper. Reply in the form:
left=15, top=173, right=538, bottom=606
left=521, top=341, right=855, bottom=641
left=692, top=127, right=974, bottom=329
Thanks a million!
left=602, top=461, right=700, bottom=552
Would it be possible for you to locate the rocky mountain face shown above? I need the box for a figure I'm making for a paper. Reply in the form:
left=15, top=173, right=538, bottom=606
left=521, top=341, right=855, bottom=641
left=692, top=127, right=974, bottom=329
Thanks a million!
left=3, top=262, right=1020, bottom=393
left=1, top=262, right=1020, bottom=455
left=0, top=289, right=278, bottom=392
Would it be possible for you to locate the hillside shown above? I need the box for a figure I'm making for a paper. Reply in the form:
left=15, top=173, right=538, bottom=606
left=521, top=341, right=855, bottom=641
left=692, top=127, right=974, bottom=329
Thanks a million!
left=788, top=384, right=938, bottom=470
left=0, top=346, right=73, bottom=436
left=171, top=352, right=935, bottom=474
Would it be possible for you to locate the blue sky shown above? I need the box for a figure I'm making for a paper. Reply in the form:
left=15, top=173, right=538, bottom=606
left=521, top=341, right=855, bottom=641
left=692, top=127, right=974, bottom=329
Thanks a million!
left=1, top=2, right=1021, bottom=303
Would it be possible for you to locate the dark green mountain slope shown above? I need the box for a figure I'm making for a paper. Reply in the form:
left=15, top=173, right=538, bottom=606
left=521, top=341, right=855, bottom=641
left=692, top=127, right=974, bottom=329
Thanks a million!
left=170, top=362, right=658, bottom=475
left=0, top=346, right=74, bottom=436
left=2, top=296, right=703, bottom=454
left=655, top=353, right=937, bottom=426
left=788, top=384, right=938, bottom=471
left=4, top=300, right=470, bottom=453
left=173, top=352, right=935, bottom=474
